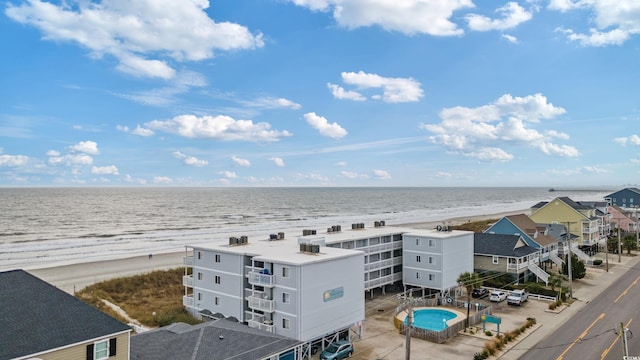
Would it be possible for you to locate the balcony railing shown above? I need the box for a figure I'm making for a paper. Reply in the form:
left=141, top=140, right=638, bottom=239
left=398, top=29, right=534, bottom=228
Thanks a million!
left=248, top=271, right=274, bottom=287
left=245, top=311, right=265, bottom=324
left=248, top=319, right=274, bottom=333
left=248, top=295, right=275, bottom=312
left=183, top=256, right=194, bottom=266
left=183, top=275, right=193, bottom=287
left=183, top=295, right=194, bottom=307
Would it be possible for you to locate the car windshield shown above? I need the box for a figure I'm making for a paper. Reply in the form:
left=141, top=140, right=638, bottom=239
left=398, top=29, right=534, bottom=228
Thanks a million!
left=325, top=344, right=340, bottom=353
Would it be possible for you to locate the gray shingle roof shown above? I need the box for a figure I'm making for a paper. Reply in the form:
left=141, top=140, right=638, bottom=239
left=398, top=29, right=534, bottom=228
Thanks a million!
left=0, top=269, right=131, bottom=360
left=474, top=233, right=539, bottom=258
left=131, top=318, right=303, bottom=360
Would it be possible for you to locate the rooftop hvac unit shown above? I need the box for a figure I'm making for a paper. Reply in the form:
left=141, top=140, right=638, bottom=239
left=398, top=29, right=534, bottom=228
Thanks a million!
left=229, top=237, right=238, bottom=245
left=374, top=221, right=380, bottom=227
left=240, top=235, right=248, bottom=244
left=303, top=229, right=310, bottom=236
left=311, top=229, right=316, bottom=235
left=380, top=220, right=385, bottom=226
left=269, top=234, right=278, bottom=241
left=277, top=232, right=285, bottom=240
left=300, top=243, right=306, bottom=252
left=352, top=223, right=357, bottom=230
left=327, top=227, right=333, bottom=233
left=331, top=225, right=340, bottom=232
left=311, top=244, right=320, bottom=253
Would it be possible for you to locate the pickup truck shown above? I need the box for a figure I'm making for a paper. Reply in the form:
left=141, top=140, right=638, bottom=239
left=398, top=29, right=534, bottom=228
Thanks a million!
left=507, top=289, right=528, bottom=306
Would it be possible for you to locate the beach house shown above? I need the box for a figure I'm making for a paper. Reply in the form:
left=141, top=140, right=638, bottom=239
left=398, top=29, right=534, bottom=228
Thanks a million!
left=0, top=269, right=131, bottom=360
left=530, top=197, right=607, bottom=262
left=131, top=318, right=304, bottom=360
left=605, top=187, right=640, bottom=209
left=473, top=233, right=542, bottom=285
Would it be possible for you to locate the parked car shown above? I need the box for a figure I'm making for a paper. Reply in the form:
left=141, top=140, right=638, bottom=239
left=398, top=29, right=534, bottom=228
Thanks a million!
left=489, top=291, right=507, bottom=302
left=472, top=288, right=489, bottom=298
left=507, top=289, right=529, bottom=306
left=320, top=340, right=353, bottom=360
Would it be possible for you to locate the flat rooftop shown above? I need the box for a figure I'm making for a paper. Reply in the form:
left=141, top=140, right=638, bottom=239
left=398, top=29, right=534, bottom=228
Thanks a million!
left=191, top=224, right=471, bottom=265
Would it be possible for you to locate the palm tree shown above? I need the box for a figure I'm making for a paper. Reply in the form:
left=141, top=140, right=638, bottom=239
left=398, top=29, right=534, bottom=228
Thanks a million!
left=457, top=271, right=481, bottom=328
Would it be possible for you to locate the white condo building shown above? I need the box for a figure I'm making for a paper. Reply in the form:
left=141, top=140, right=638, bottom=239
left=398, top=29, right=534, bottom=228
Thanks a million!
left=183, top=222, right=474, bottom=353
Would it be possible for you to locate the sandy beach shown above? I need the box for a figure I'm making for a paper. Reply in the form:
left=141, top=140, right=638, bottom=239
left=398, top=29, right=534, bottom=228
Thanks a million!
left=27, top=209, right=529, bottom=294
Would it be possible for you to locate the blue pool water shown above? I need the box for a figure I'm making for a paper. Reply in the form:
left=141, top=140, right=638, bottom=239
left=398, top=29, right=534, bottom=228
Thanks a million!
left=405, top=309, right=457, bottom=331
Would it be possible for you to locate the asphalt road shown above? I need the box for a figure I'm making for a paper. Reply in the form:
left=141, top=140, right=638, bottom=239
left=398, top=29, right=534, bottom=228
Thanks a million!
left=520, top=259, right=640, bottom=360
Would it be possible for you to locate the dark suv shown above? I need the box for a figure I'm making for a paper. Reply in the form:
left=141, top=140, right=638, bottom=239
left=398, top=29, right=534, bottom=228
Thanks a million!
left=472, top=288, right=489, bottom=298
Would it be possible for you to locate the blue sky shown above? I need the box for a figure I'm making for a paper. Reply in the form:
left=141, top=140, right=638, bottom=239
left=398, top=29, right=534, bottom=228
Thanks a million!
left=1, top=0, right=639, bottom=187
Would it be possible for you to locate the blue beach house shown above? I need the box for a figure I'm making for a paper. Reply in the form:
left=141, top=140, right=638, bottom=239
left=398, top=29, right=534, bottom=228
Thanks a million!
left=605, top=188, right=640, bottom=209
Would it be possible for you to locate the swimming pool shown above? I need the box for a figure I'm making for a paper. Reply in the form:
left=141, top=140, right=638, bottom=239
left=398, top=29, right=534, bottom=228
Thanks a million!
left=404, top=308, right=458, bottom=331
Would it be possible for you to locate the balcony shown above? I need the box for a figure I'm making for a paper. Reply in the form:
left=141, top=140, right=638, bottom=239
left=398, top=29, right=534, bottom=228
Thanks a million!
left=183, top=275, right=193, bottom=287
left=183, top=256, right=194, bottom=266
left=183, top=294, right=194, bottom=307
left=248, top=271, right=274, bottom=287
left=248, top=295, right=275, bottom=312
left=248, top=319, right=274, bottom=333
left=245, top=311, right=265, bottom=324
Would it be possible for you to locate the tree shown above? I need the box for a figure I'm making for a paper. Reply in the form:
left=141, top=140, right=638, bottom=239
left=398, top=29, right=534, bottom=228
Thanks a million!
left=548, top=273, right=563, bottom=292
left=623, top=234, right=637, bottom=255
left=562, top=254, right=586, bottom=280
left=457, top=271, right=482, bottom=328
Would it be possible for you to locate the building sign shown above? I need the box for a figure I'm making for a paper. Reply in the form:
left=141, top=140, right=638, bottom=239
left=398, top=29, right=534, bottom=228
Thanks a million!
left=323, top=287, right=344, bottom=302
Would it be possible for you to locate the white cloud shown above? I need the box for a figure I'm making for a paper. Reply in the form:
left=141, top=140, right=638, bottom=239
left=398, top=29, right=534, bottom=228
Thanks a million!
left=341, top=171, right=369, bottom=179
left=289, top=0, right=474, bottom=36
left=0, top=153, right=30, bottom=167
left=373, top=169, right=391, bottom=180
left=269, top=157, right=285, bottom=167
left=5, top=0, right=264, bottom=79
left=91, top=165, right=119, bottom=175
left=304, top=112, right=348, bottom=139
left=339, top=71, right=424, bottom=103
left=219, top=170, right=237, bottom=178
left=131, top=125, right=155, bottom=137
left=337, top=161, right=347, bottom=167
left=466, top=2, right=533, bottom=31
left=422, top=93, right=577, bottom=161
left=614, top=134, right=640, bottom=146
left=145, top=115, right=292, bottom=142
left=502, top=34, right=519, bottom=43
left=68, top=141, right=99, bottom=155
left=48, top=153, right=94, bottom=166
left=153, top=176, right=173, bottom=184
left=117, top=71, right=208, bottom=106
left=550, top=1, right=640, bottom=46
left=583, top=166, right=609, bottom=173
left=327, top=83, right=366, bottom=101
left=172, top=151, right=208, bottom=167
left=243, top=97, right=302, bottom=110
left=232, top=155, right=251, bottom=167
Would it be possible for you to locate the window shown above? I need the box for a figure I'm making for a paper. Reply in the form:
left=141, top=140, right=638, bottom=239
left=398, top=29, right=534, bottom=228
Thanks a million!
left=197, top=272, right=202, bottom=280
left=416, top=272, right=420, bottom=279
left=416, top=255, right=421, bottom=263
left=197, top=251, right=202, bottom=260
left=215, top=297, right=220, bottom=305
left=215, top=275, right=221, bottom=284
left=282, top=318, right=290, bottom=329
left=198, top=293, right=202, bottom=301
left=94, top=340, right=109, bottom=360
left=215, top=254, right=221, bottom=262
left=492, top=256, right=499, bottom=264
left=282, top=292, right=290, bottom=303
left=429, top=274, right=435, bottom=281
left=416, top=238, right=420, bottom=246
left=429, top=239, right=434, bottom=247
left=428, top=257, right=433, bottom=264
left=282, top=267, right=290, bottom=278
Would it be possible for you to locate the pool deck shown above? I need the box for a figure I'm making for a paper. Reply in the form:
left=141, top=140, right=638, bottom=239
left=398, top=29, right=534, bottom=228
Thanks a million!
left=395, top=307, right=466, bottom=330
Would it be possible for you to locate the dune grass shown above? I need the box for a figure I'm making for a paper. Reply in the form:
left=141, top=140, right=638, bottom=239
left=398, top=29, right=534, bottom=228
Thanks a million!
left=76, top=267, right=200, bottom=327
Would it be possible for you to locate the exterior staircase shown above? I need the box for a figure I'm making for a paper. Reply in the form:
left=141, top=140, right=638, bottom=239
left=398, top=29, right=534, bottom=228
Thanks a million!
left=528, top=262, right=549, bottom=285
left=570, top=244, right=594, bottom=265
left=549, top=252, right=564, bottom=267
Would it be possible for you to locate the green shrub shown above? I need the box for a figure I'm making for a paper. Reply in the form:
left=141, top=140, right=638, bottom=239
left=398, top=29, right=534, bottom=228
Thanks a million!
left=485, top=330, right=493, bottom=336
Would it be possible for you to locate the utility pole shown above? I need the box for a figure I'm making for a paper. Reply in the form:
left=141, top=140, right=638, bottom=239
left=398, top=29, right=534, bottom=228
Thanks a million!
left=620, top=322, right=629, bottom=358
left=565, top=222, right=574, bottom=300
left=617, top=219, right=622, bottom=263
left=405, top=292, right=413, bottom=360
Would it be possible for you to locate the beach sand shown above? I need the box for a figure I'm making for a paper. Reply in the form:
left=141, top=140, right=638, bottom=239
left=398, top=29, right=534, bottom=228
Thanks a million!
left=28, top=209, right=529, bottom=294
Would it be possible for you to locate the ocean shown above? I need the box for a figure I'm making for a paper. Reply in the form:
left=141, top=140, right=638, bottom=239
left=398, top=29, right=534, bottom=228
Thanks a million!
left=0, top=187, right=611, bottom=271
